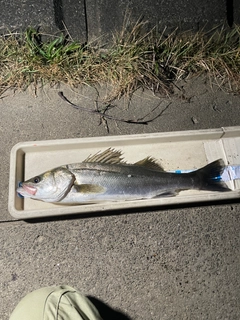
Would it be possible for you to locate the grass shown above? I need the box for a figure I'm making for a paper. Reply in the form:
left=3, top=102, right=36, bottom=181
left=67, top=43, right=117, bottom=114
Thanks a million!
left=0, top=21, right=240, bottom=100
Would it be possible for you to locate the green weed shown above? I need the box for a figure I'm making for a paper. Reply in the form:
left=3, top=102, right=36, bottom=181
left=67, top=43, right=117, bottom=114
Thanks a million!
left=0, top=22, right=239, bottom=99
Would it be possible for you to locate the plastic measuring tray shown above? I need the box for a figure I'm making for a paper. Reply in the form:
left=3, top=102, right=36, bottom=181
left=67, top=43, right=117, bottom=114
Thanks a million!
left=8, top=126, right=240, bottom=219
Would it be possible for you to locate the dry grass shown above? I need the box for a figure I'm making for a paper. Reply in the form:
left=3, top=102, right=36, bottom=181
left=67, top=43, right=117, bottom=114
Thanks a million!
left=0, top=22, right=239, bottom=99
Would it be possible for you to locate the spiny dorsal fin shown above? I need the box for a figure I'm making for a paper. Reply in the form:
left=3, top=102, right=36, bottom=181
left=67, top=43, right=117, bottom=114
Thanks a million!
left=74, top=184, right=106, bottom=194
left=134, top=157, right=164, bottom=171
left=83, top=148, right=125, bottom=164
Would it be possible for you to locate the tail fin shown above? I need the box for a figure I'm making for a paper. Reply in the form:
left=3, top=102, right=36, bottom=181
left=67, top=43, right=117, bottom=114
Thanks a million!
left=194, top=159, right=230, bottom=192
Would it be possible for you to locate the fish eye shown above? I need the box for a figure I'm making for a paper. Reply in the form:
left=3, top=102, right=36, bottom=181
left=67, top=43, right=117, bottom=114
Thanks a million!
left=33, top=176, right=41, bottom=183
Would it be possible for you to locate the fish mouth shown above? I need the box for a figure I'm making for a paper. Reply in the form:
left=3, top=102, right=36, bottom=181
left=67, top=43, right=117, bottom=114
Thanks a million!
left=20, top=184, right=37, bottom=196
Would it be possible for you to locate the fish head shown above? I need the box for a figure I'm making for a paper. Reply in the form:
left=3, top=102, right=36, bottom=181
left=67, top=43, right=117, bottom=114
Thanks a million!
left=17, top=167, right=75, bottom=202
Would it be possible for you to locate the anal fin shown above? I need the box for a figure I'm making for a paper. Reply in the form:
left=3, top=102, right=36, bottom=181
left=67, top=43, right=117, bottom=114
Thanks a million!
left=153, top=190, right=179, bottom=198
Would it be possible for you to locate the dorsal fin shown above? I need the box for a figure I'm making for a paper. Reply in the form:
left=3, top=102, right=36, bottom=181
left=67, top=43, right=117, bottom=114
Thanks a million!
left=134, top=157, right=164, bottom=171
left=83, top=148, right=125, bottom=164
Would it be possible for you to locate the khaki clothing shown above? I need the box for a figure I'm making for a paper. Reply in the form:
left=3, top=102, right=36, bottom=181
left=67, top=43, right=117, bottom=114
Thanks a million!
left=10, top=285, right=102, bottom=320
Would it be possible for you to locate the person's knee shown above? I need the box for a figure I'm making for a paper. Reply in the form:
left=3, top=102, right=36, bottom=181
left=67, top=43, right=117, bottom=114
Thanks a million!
left=9, top=285, right=102, bottom=320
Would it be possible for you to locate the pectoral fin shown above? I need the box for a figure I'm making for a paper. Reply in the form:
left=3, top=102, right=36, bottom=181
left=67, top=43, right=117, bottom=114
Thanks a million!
left=73, top=184, right=106, bottom=194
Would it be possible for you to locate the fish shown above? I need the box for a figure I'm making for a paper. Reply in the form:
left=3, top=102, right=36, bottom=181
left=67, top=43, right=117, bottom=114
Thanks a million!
left=17, top=148, right=230, bottom=204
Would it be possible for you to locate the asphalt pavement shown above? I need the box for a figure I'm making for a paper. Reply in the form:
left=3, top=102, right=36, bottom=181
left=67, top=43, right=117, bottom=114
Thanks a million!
left=1, top=77, right=240, bottom=319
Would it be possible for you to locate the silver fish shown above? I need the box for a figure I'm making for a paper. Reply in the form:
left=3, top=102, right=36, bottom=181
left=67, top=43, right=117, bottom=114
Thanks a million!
left=17, top=148, right=230, bottom=204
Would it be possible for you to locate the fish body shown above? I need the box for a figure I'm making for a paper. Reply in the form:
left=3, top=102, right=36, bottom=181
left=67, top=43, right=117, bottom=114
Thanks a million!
left=17, top=148, right=230, bottom=204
